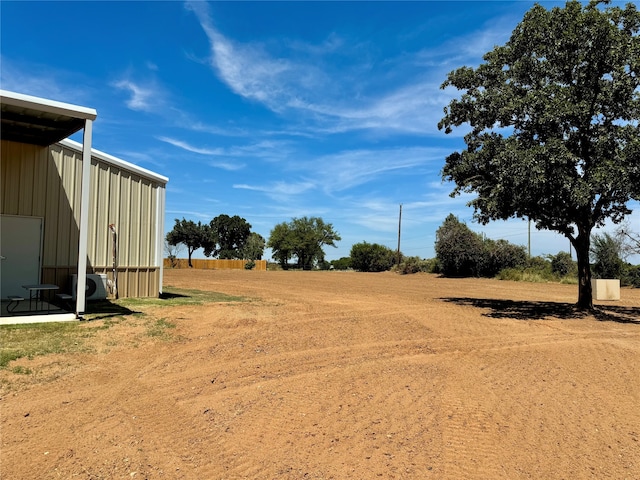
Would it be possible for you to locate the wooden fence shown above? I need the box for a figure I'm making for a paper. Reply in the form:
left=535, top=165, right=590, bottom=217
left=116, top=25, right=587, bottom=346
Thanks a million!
left=164, top=258, right=267, bottom=271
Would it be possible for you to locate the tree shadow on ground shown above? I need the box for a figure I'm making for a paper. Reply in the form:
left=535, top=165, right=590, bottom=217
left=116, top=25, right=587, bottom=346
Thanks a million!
left=441, top=297, right=640, bottom=324
left=83, top=300, right=140, bottom=321
left=159, top=292, right=189, bottom=300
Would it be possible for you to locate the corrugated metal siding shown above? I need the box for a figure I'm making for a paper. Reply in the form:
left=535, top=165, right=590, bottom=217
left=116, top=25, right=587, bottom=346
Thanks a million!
left=87, top=167, right=159, bottom=269
left=1, top=139, right=165, bottom=298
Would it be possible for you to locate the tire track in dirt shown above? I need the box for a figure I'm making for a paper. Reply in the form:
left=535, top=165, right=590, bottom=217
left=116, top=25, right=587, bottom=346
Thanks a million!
left=3, top=270, right=639, bottom=479
left=190, top=357, right=446, bottom=479
left=438, top=334, right=640, bottom=479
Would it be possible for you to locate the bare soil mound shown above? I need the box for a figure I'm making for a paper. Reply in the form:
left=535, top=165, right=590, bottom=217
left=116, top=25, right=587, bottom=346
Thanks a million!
left=2, top=270, right=639, bottom=479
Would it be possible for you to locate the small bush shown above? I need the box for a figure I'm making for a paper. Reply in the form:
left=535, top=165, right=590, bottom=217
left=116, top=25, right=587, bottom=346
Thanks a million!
left=396, top=257, right=438, bottom=275
left=245, top=260, right=256, bottom=270
left=550, top=251, right=577, bottom=277
left=497, top=268, right=551, bottom=283
left=622, top=264, right=640, bottom=287
left=317, top=260, right=332, bottom=270
left=527, top=255, right=551, bottom=272
left=331, top=257, right=352, bottom=270
left=350, top=242, right=396, bottom=272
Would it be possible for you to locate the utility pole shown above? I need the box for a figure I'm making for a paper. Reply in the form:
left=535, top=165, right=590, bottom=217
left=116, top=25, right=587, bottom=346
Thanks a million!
left=397, top=204, right=402, bottom=265
left=528, top=219, right=531, bottom=259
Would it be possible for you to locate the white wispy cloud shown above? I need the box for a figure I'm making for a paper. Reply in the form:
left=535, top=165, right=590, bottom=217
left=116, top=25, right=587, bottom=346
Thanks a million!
left=188, top=120, right=248, bottom=137
left=186, top=1, right=296, bottom=110
left=234, top=181, right=316, bottom=202
left=209, top=160, right=245, bottom=171
left=112, top=78, right=161, bottom=112
left=308, top=146, right=449, bottom=193
left=165, top=209, right=212, bottom=220
left=157, top=136, right=224, bottom=155
left=185, top=1, right=519, bottom=136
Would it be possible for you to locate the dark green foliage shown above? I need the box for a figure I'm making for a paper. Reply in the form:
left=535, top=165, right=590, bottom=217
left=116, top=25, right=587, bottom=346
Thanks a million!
left=241, top=232, right=266, bottom=261
left=591, top=233, right=625, bottom=279
left=331, top=257, right=352, bottom=270
left=203, top=214, right=252, bottom=259
left=435, top=214, right=528, bottom=278
left=350, top=242, right=396, bottom=272
left=483, top=239, right=528, bottom=277
left=267, top=217, right=341, bottom=270
left=550, top=251, right=577, bottom=277
left=317, top=260, right=332, bottom=271
left=267, top=222, right=294, bottom=268
left=396, top=256, right=435, bottom=275
left=438, top=0, right=640, bottom=309
left=435, top=214, right=486, bottom=277
left=527, top=255, right=551, bottom=272
left=166, top=218, right=207, bottom=268
left=622, top=264, right=640, bottom=288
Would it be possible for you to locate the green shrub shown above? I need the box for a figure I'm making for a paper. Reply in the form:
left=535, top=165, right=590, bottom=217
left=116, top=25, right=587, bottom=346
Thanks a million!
left=435, top=214, right=527, bottom=277
left=330, top=257, right=352, bottom=270
left=591, top=233, right=624, bottom=279
left=622, top=264, right=640, bottom=287
left=350, top=242, right=396, bottom=272
left=483, top=239, right=528, bottom=277
left=317, top=260, right=332, bottom=270
left=550, top=251, right=577, bottom=277
left=527, top=255, right=551, bottom=272
left=396, top=256, right=432, bottom=274
left=497, top=268, right=553, bottom=283
left=435, top=214, right=485, bottom=277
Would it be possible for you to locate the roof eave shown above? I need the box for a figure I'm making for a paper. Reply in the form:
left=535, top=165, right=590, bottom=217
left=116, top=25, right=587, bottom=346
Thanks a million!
left=0, top=89, right=97, bottom=120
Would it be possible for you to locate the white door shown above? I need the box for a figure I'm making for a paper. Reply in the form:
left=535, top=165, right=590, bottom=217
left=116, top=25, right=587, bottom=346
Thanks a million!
left=0, top=215, right=43, bottom=299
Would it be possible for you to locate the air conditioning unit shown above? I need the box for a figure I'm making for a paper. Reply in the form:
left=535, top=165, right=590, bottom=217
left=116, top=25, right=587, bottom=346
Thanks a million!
left=71, top=274, right=108, bottom=300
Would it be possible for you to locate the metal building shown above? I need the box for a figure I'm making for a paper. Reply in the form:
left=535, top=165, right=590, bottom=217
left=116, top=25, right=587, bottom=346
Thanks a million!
left=1, top=90, right=168, bottom=322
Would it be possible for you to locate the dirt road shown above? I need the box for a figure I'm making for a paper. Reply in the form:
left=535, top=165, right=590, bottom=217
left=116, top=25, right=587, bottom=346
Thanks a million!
left=2, top=270, right=639, bottom=479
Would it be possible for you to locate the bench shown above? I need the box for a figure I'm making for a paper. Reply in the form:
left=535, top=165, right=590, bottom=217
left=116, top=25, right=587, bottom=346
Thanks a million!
left=56, top=293, right=73, bottom=310
left=7, top=295, right=24, bottom=314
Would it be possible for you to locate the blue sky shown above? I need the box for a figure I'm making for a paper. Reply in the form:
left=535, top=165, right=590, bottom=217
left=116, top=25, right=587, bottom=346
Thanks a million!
left=2, top=1, right=638, bottom=263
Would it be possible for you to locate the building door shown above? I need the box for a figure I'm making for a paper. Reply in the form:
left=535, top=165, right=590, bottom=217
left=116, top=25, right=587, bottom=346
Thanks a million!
left=0, top=215, right=43, bottom=299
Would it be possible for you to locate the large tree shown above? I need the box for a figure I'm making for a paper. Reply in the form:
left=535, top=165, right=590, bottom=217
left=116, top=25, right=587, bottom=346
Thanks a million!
left=166, top=218, right=207, bottom=268
left=202, top=214, right=252, bottom=259
left=240, top=232, right=266, bottom=261
left=438, top=0, right=640, bottom=309
left=268, top=216, right=341, bottom=270
left=267, top=222, right=294, bottom=268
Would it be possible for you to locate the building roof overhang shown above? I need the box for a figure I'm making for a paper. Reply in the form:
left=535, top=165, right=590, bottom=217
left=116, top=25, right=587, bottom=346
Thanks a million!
left=0, top=90, right=97, bottom=146
left=59, top=139, right=169, bottom=185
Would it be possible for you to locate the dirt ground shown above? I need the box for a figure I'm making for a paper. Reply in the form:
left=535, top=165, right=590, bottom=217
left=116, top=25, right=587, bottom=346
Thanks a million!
left=1, top=270, right=639, bottom=479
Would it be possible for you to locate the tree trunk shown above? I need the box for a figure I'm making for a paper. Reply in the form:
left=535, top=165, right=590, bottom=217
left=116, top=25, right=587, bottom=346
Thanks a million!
left=574, top=232, right=593, bottom=310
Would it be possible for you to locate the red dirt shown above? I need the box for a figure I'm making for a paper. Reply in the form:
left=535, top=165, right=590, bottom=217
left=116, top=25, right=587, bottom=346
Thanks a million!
left=1, top=270, right=639, bottom=479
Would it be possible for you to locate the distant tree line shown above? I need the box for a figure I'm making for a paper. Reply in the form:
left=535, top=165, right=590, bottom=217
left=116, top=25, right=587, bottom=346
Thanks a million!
left=166, top=215, right=265, bottom=268
left=166, top=211, right=638, bottom=286
left=328, top=214, right=640, bottom=288
left=166, top=214, right=340, bottom=270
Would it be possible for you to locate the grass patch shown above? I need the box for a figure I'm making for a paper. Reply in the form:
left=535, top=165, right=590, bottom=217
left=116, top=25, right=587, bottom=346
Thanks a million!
left=145, top=318, right=176, bottom=340
left=82, top=287, right=242, bottom=320
left=1, top=286, right=246, bottom=369
left=0, top=322, right=91, bottom=368
left=497, top=267, right=578, bottom=284
left=11, top=365, right=33, bottom=375
left=117, top=286, right=245, bottom=309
